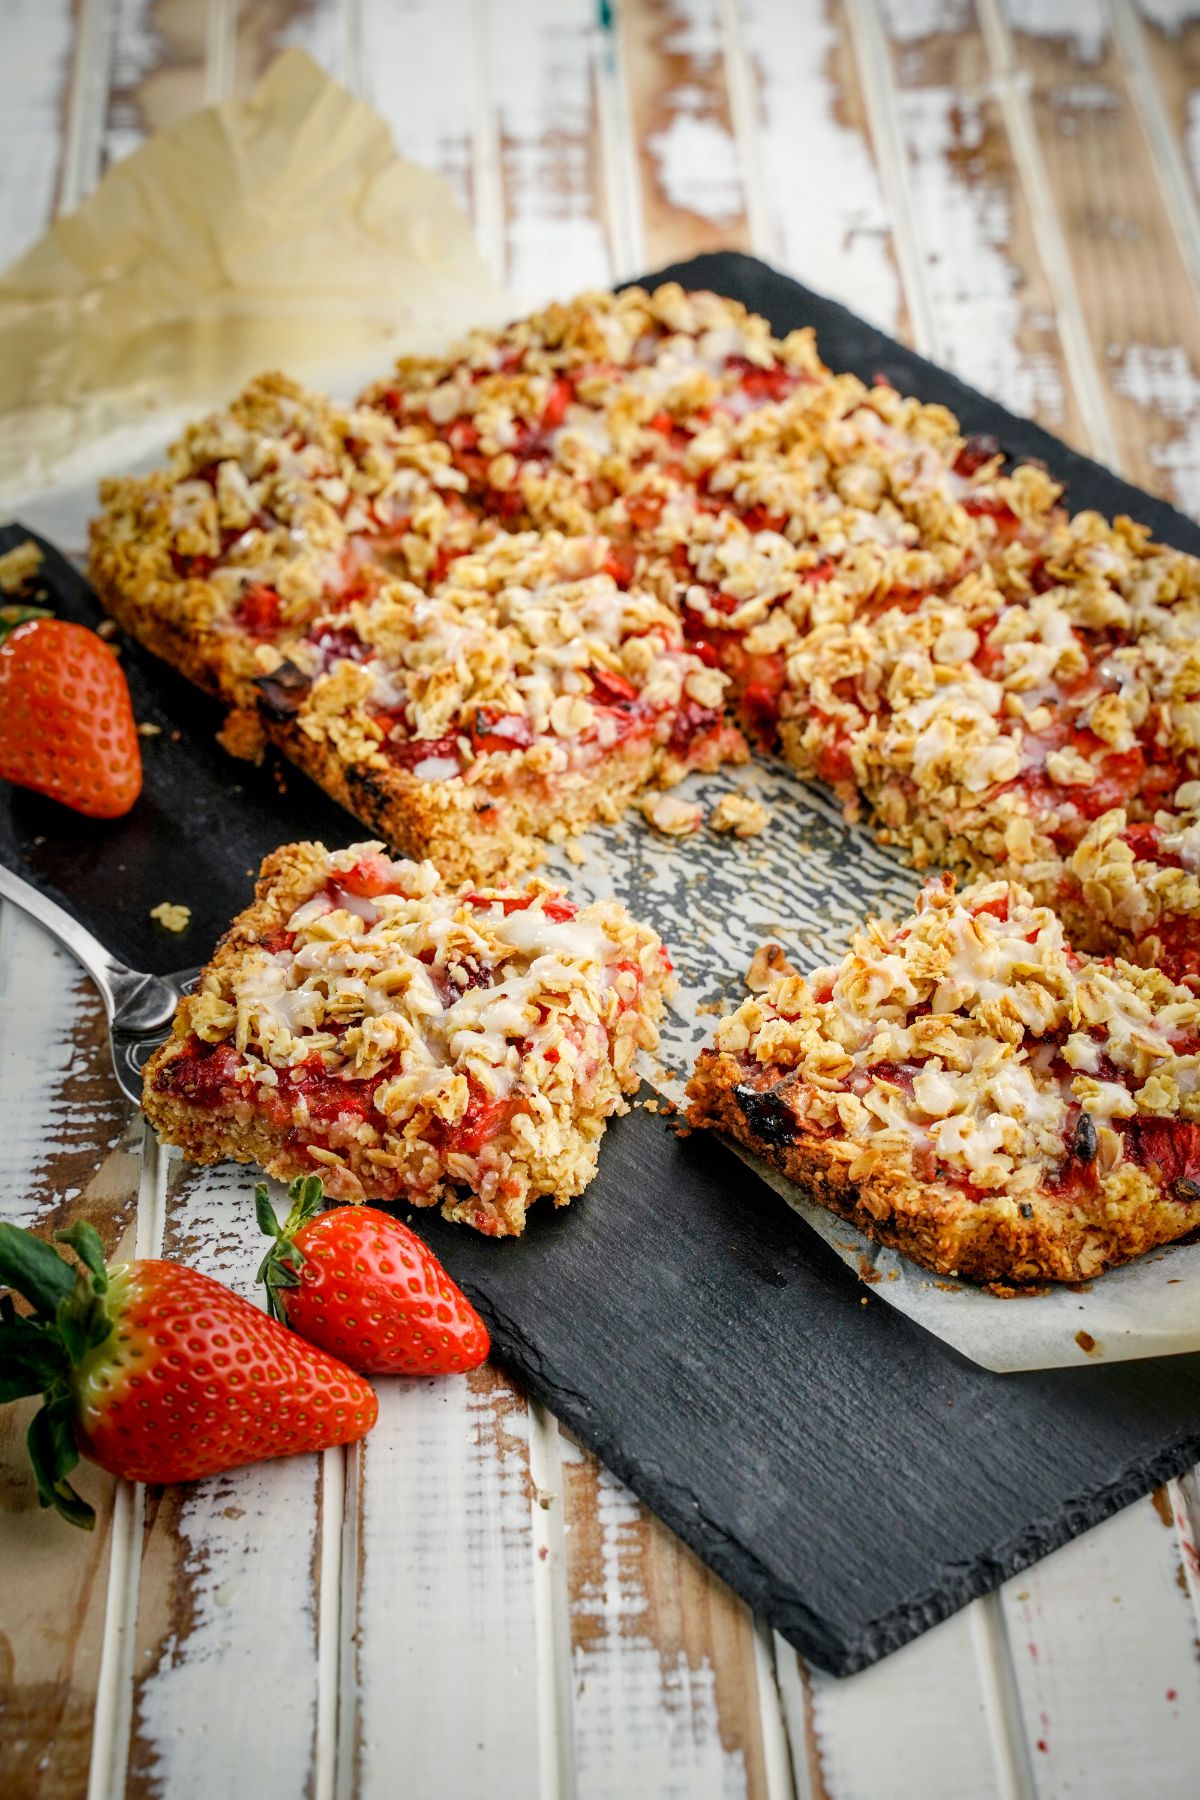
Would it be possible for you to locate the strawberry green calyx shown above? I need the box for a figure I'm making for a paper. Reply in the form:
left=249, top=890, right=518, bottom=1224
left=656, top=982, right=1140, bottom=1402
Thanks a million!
left=0, top=1220, right=116, bottom=1528
left=255, top=1175, right=326, bottom=1325
left=0, top=605, right=51, bottom=643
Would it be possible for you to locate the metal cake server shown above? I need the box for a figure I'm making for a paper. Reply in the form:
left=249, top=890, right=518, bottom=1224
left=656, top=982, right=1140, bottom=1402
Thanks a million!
left=0, top=862, right=198, bottom=1106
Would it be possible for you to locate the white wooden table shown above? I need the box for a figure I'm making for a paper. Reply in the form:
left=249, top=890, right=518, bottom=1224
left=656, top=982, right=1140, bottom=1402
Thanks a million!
left=3, top=3, right=1200, bottom=1795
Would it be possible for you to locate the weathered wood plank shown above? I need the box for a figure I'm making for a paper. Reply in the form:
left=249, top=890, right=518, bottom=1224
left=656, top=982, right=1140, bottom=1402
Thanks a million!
left=732, top=0, right=907, bottom=335
left=0, top=910, right=143, bottom=1800
left=623, top=0, right=751, bottom=267
left=774, top=1604, right=1024, bottom=1800
left=356, top=0, right=476, bottom=229
left=998, top=1493, right=1200, bottom=1793
left=102, top=0, right=210, bottom=170
left=484, top=0, right=613, bottom=299
left=124, top=1161, right=331, bottom=1800
left=996, top=0, right=1200, bottom=510
left=561, top=1433, right=771, bottom=1800
left=346, top=1360, right=545, bottom=1796
left=877, top=0, right=1085, bottom=437
left=0, top=0, right=77, bottom=264
left=231, top=0, right=352, bottom=97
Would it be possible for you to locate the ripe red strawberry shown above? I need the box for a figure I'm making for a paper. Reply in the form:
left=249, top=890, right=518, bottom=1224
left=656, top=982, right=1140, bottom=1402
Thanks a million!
left=256, top=1178, right=490, bottom=1376
left=0, top=1219, right=377, bottom=1527
left=0, top=608, right=142, bottom=818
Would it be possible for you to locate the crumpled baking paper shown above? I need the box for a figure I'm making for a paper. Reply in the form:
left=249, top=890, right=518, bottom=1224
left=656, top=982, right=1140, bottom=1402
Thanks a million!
left=0, top=49, right=514, bottom=507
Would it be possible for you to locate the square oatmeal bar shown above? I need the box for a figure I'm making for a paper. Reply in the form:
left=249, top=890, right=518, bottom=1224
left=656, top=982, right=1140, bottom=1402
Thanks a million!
left=144, top=841, right=675, bottom=1237
left=687, top=873, right=1200, bottom=1286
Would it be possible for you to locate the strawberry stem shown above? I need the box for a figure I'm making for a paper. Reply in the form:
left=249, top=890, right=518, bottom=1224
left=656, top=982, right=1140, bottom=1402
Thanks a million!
left=0, top=604, right=51, bottom=643
left=0, top=1223, right=117, bottom=1529
left=254, top=1176, right=326, bottom=1326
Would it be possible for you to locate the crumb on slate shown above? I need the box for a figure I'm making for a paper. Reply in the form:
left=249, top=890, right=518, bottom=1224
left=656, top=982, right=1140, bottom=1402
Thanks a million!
left=96, top=618, right=119, bottom=641
left=639, top=792, right=703, bottom=836
left=150, top=901, right=191, bottom=933
left=746, top=941, right=798, bottom=992
left=709, top=792, right=771, bottom=837
left=137, top=721, right=162, bottom=737
left=0, top=539, right=43, bottom=594
left=217, top=706, right=267, bottom=764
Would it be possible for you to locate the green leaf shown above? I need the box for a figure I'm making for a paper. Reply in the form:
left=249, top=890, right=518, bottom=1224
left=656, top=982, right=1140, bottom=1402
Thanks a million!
left=0, top=1315, right=70, bottom=1399
left=282, top=1174, right=326, bottom=1235
left=53, top=1223, right=108, bottom=1291
left=254, top=1183, right=281, bottom=1240
left=0, top=1223, right=76, bottom=1317
left=27, top=1395, right=93, bottom=1530
left=0, top=604, right=52, bottom=644
left=259, top=1273, right=291, bottom=1326
left=55, top=1273, right=113, bottom=1365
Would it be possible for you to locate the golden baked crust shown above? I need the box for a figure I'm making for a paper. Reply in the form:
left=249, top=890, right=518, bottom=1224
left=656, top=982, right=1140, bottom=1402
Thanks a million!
left=686, top=873, right=1200, bottom=1286
left=144, top=840, right=675, bottom=1236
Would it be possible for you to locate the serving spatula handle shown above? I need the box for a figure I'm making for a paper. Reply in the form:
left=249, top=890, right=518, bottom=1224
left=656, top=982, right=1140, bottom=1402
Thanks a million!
left=0, top=860, right=179, bottom=1032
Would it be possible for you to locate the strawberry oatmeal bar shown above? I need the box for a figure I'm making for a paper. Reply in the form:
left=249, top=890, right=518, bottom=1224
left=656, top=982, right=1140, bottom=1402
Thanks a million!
left=367, top=285, right=1065, bottom=747
left=91, top=381, right=744, bottom=880
left=143, top=841, right=674, bottom=1236
left=89, top=372, right=485, bottom=710
left=241, top=530, right=744, bottom=882
left=687, top=874, right=1200, bottom=1286
left=362, top=284, right=828, bottom=535
left=777, top=511, right=1200, bottom=979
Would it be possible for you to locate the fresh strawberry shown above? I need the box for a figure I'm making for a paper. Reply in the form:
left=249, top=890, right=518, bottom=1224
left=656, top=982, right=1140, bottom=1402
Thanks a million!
left=256, top=1177, right=490, bottom=1377
left=0, top=1220, right=377, bottom=1527
left=0, top=607, right=142, bottom=818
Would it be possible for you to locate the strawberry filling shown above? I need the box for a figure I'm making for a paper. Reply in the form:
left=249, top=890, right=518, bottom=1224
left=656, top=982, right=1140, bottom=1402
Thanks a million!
left=953, top=433, right=1002, bottom=477
left=462, top=892, right=577, bottom=922
left=385, top=731, right=465, bottom=773
left=234, top=585, right=283, bottom=637
left=1121, top=822, right=1183, bottom=869
left=1120, top=1118, right=1200, bottom=1192
left=309, top=624, right=374, bottom=668
left=153, top=1038, right=242, bottom=1107
left=1134, top=916, right=1200, bottom=984
left=157, top=1035, right=524, bottom=1165
left=667, top=698, right=723, bottom=758
left=332, top=852, right=398, bottom=898
left=725, top=357, right=803, bottom=405
left=468, top=708, right=535, bottom=756
left=428, top=1075, right=521, bottom=1157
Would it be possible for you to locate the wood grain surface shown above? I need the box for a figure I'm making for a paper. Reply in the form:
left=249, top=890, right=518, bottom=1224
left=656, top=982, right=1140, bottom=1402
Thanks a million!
left=1, top=3, right=1200, bottom=1797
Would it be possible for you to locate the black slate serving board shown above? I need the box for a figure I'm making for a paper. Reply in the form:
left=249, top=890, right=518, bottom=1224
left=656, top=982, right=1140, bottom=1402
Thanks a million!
left=3, top=252, right=1200, bottom=1676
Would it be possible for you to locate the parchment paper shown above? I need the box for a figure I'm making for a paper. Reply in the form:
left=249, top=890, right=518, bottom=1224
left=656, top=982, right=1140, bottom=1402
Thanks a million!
left=0, top=51, right=513, bottom=507
left=6, top=56, right=1194, bottom=1373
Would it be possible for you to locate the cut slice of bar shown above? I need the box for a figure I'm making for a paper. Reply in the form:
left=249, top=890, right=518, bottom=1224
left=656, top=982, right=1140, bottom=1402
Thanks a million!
left=686, top=873, right=1200, bottom=1285
left=143, top=840, right=675, bottom=1237
left=246, top=531, right=746, bottom=882
left=775, top=512, right=1200, bottom=969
